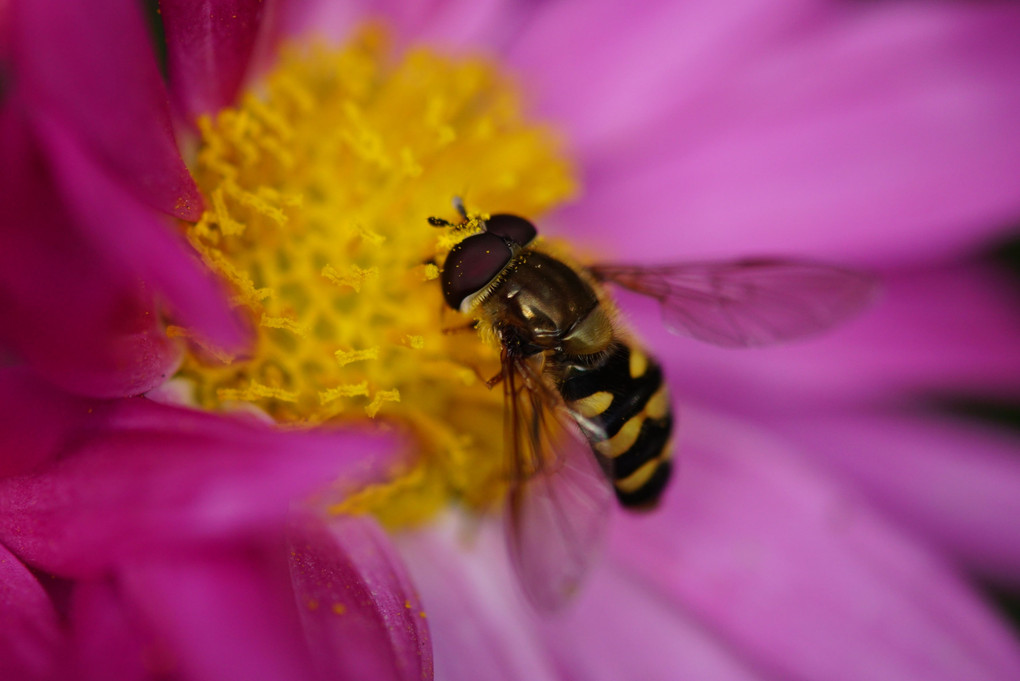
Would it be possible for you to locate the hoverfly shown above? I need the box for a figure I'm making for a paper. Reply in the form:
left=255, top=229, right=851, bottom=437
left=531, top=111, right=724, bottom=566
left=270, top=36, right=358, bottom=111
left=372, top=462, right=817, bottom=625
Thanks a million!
left=430, top=198, right=875, bottom=609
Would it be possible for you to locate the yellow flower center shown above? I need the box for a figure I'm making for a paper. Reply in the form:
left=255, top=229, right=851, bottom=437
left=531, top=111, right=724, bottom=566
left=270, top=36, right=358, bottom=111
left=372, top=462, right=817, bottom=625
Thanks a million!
left=174, top=26, right=578, bottom=526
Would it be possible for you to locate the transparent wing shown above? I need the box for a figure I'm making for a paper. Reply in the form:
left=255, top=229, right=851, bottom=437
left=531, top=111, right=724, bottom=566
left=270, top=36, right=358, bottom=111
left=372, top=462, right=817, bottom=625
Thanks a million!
left=500, top=349, right=613, bottom=611
left=590, top=259, right=878, bottom=348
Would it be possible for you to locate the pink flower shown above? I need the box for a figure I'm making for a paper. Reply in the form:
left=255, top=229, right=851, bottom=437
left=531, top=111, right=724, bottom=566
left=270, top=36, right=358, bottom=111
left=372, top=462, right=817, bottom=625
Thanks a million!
left=2, top=1, right=1020, bottom=680
left=0, top=368, right=430, bottom=680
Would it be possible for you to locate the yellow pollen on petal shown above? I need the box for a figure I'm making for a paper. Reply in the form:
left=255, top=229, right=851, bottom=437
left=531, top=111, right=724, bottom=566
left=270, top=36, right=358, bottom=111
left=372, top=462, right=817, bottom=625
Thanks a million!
left=176, top=25, right=578, bottom=526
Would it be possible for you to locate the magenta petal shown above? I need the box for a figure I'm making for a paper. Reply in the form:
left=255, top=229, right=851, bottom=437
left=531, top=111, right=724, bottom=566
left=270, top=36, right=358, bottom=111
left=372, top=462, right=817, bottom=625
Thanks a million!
left=161, top=0, right=273, bottom=120
left=546, top=562, right=767, bottom=681
left=613, top=412, right=1020, bottom=681
left=360, top=0, right=514, bottom=49
left=33, top=113, right=248, bottom=354
left=778, top=412, right=1020, bottom=586
left=12, top=0, right=202, bottom=221
left=120, top=544, right=317, bottom=681
left=288, top=513, right=432, bottom=681
left=275, top=0, right=360, bottom=44
left=285, top=0, right=518, bottom=50
left=550, top=3, right=1020, bottom=264
left=0, top=369, right=107, bottom=478
left=0, top=394, right=397, bottom=576
left=398, top=520, right=562, bottom=681
left=67, top=579, right=155, bottom=681
left=0, top=543, right=63, bottom=681
left=509, top=0, right=817, bottom=154
left=0, top=118, right=182, bottom=399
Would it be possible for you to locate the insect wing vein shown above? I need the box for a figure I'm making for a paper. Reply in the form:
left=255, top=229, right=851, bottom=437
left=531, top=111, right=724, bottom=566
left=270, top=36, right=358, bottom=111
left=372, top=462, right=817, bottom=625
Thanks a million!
left=501, top=351, right=613, bottom=611
left=590, top=259, right=877, bottom=347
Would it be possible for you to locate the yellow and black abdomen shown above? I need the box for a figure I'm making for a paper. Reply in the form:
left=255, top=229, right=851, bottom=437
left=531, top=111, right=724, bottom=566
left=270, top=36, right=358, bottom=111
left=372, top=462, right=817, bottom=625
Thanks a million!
left=559, top=344, right=673, bottom=509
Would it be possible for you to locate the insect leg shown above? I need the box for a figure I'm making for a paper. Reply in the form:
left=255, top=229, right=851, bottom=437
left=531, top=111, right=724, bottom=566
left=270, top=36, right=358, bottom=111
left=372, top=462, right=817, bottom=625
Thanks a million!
left=441, top=320, right=480, bottom=335
left=452, top=195, right=468, bottom=219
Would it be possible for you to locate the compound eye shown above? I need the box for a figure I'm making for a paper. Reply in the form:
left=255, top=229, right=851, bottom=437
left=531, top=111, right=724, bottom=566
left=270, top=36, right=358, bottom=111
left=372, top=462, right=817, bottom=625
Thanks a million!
left=484, top=214, right=537, bottom=246
left=441, top=232, right=512, bottom=310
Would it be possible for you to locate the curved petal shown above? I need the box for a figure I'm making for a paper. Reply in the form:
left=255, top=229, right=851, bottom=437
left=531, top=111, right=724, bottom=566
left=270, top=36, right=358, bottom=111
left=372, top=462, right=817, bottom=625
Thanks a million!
left=0, top=118, right=182, bottom=399
left=66, top=579, right=156, bottom=681
left=11, top=0, right=203, bottom=221
left=365, top=0, right=516, bottom=50
left=285, top=0, right=520, bottom=51
left=397, top=517, right=562, bottom=681
left=275, top=0, right=361, bottom=44
left=776, top=412, right=1020, bottom=587
left=404, top=516, right=765, bottom=681
left=508, top=0, right=818, bottom=154
left=0, top=543, right=63, bottom=681
left=0, top=369, right=107, bottom=478
left=544, top=561, right=770, bottom=681
left=547, top=2, right=1020, bottom=264
left=33, top=111, right=248, bottom=356
left=287, top=513, right=432, bottom=681
left=612, top=411, right=1020, bottom=681
left=0, top=390, right=399, bottom=576
left=119, top=543, right=317, bottom=681
left=161, top=0, right=275, bottom=120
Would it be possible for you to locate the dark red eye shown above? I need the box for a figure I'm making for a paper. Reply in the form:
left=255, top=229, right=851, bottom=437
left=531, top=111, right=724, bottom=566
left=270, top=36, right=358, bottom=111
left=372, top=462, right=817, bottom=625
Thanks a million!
left=485, top=214, right=537, bottom=246
left=441, top=232, right=512, bottom=310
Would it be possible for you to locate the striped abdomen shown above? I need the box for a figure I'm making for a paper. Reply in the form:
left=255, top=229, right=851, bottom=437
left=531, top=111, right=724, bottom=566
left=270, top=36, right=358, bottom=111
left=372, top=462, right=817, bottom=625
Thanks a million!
left=558, top=343, right=673, bottom=508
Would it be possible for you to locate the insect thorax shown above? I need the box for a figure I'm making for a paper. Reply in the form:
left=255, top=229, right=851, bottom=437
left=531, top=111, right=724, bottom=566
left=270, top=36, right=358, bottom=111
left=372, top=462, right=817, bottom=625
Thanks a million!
left=482, top=250, right=614, bottom=357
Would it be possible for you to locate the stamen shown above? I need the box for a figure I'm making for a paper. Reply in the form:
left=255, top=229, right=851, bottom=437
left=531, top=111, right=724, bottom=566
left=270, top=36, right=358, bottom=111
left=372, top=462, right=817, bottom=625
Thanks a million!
left=319, top=383, right=370, bottom=405
left=321, top=264, right=379, bottom=292
left=366, top=389, right=400, bottom=418
left=334, top=347, right=380, bottom=367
